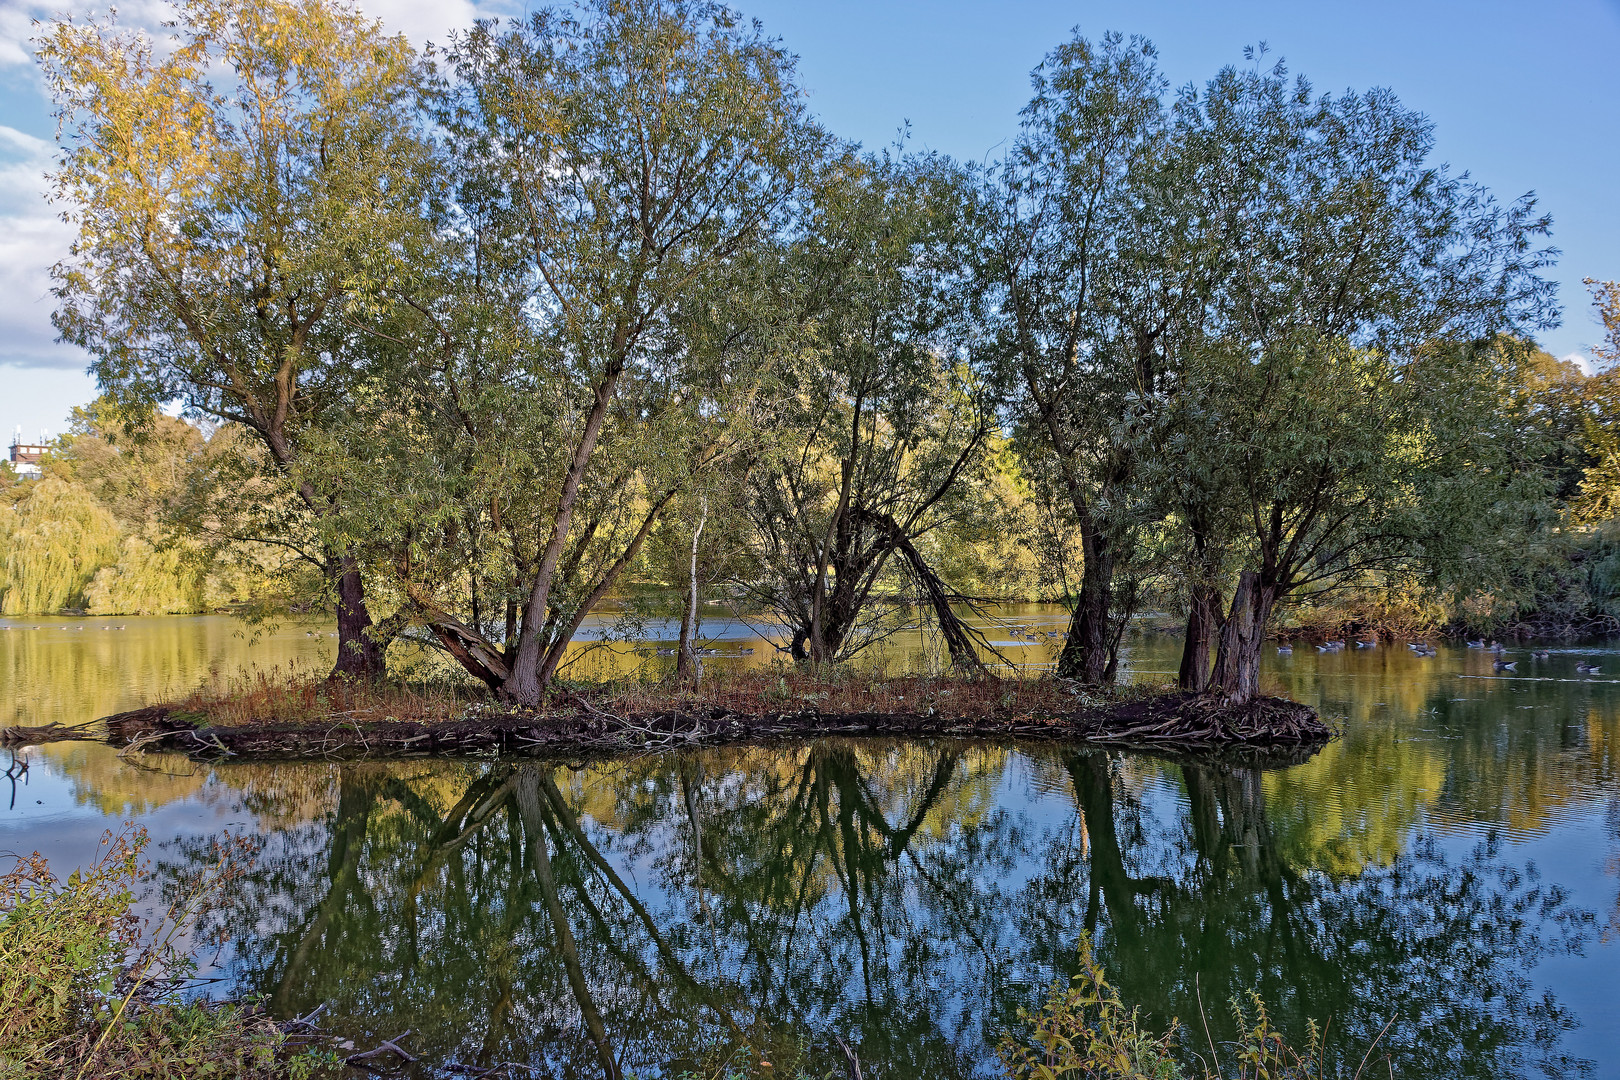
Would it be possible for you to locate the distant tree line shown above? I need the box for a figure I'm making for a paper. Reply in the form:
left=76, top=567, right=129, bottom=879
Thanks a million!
left=18, top=0, right=1619, bottom=702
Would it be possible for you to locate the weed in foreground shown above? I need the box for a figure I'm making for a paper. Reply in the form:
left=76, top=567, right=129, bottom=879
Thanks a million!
left=0, top=824, right=330, bottom=1079
left=998, top=935, right=1387, bottom=1080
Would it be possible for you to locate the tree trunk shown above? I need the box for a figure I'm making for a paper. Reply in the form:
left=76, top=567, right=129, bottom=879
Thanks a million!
left=676, top=497, right=707, bottom=687
left=503, top=366, right=625, bottom=705
left=330, top=561, right=387, bottom=682
left=1056, top=530, right=1113, bottom=684
left=1178, top=582, right=1224, bottom=693
left=867, top=508, right=989, bottom=676
left=503, top=598, right=518, bottom=664
left=1211, top=570, right=1278, bottom=704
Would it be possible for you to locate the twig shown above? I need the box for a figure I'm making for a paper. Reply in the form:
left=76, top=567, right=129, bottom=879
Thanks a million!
left=833, top=1034, right=865, bottom=1080
left=344, top=1030, right=417, bottom=1066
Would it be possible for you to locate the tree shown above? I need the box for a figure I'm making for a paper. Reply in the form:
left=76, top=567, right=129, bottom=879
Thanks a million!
left=1168, top=60, right=1559, bottom=702
left=1571, top=280, right=1620, bottom=524
left=981, top=32, right=1176, bottom=684
left=40, top=0, right=438, bottom=678
left=742, top=150, right=996, bottom=668
left=352, top=0, right=824, bottom=702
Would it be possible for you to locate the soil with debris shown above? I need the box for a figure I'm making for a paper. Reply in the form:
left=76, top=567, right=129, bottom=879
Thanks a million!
left=92, top=693, right=1332, bottom=763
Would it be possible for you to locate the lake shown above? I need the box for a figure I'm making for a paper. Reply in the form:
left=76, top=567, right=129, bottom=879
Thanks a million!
left=2, top=612, right=1617, bottom=1078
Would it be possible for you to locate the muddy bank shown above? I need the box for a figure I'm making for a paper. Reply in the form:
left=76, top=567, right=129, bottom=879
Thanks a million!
left=95, top=693, right=1331, bottom=761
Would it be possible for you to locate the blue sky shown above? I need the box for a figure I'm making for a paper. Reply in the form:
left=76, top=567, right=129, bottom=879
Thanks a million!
left=2, top=0, right=1617, bottom=443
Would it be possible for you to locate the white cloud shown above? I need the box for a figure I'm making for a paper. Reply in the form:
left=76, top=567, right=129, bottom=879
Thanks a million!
left=2, top=0, right=502, bottom=70
left=365, top=0, right=491, bottom=49
left=1563, top=351, right=1602, bottom=376
left=0, top=4, right=32, bottom=68
left=0, top=123, right=79, bottom=369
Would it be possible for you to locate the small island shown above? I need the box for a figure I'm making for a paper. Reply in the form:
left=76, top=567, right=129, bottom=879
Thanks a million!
left=97, top=672, right=1332, bottom=761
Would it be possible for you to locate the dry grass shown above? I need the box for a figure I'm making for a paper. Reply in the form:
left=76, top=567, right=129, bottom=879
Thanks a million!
left=168, top=664, right=476, bottom=728
left=163, top=663, right=1176, bottom=729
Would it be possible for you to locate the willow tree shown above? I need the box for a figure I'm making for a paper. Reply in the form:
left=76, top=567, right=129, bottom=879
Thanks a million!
left=980, top=32, right=1175, bottom=684
left=743, top=150, right=997, bottom=668
left=0, top=478, right=123, bottom=614
left=1169, top=62, right=1559, bottom=702
left=347, top=0, right=823, bottom=702
left=39, top=0, right=437, bottom=678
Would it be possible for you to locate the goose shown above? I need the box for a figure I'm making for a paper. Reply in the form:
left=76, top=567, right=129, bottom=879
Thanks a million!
left=1533, top=651, right=1550, bottom=661
left=1418, top=645, right=1438, bottom=657
left=655, top=647, right=675, bottom=657
left=1466, top=639, right=1485, bottom=648
left=1355, top=639, right=1376, bottom=648
left=1490, top=642, right=1506, bottom=654
left=1316, top=644, right=1333, bottom=652
left=1326, top=639, right=1345, bottom=649
left=1277, top=645, right=1293, bottom=655
left=1577, top=661, right=1601, bottom=674
left=1493, top=659, right=1516, bottom=671
left=739, top=647, right=755, bottom=655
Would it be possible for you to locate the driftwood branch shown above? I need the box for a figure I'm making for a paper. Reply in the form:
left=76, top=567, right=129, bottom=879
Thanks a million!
left=345, top=1029, right=418, bottom=1067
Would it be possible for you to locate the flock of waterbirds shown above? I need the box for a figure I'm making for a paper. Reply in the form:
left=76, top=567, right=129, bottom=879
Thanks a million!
left=0, top=624, right=124, bottom=630
left=1279, top=635, right=1604, bottom=676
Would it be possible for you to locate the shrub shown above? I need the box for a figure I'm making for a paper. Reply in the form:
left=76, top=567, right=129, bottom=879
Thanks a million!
left=999, top=936, right=1358, bottom=1080
left=0, top=825, right=318, bottom=1079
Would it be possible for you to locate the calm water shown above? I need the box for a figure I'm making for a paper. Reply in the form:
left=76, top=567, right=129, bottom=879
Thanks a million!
left=2, top=614, right=1618, bottom=1078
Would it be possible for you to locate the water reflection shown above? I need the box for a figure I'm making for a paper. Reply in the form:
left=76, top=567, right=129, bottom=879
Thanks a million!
left=6, top=627, right=1620, bottom=1076
left=154, top=744, right=1595, bottom=1079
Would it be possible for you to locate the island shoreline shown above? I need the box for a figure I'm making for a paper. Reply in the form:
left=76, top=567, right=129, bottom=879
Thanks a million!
left=90, top=690, right=1332, bottom=763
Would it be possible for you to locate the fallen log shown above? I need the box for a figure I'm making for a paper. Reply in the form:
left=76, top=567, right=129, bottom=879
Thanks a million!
left=0, top=720, right=99, bottom=745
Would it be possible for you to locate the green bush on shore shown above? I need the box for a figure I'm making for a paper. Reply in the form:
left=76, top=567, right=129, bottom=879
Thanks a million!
left=0, top=826, right=323, bottom=1079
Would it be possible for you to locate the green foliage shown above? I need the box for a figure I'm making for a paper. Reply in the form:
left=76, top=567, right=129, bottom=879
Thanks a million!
left=999, top=938, right=1345, bottom=1080
left=0, top=407, right=277, bottom=615
left=0, top=826, right=302, bottom=1079
left=0, top=477, right=123, bottom=614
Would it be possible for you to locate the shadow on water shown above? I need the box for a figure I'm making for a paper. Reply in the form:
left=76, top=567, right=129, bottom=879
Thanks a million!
left=156, top=738, right=1596, bottom=1080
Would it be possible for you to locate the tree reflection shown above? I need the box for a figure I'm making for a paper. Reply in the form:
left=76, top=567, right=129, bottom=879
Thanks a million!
left=170, top=743, right=1595, bottom=1079
left=1055, top=757, right=1595, bottom=1079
